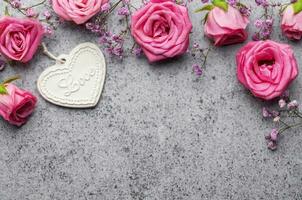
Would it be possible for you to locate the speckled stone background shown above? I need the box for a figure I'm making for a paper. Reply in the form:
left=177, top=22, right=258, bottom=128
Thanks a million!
left=0, top=0, right=302, bottom=199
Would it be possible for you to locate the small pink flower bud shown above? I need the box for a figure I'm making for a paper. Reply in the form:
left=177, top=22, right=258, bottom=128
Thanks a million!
left=132, top=47, right=143, bottom=57
left=273, top=116, right=280, bottom=122
left=262, top=107, right=271, bottom=118
left=26, top=8, right=38, bottom=18
left=43, top=10, right=52, bottom=20
left=287, top=100, right=298, bottom=110
left=117, top=7, right=129, bottom=16
left=270, top=129, right=279, bottom=141
left=10, top=0, right=21, bottom=8
left=267, top=141, right=277, bottom=151
left=101, top=3, right=111, bottom=12
left=278, top=99, right=286, bottom=108
left=43, top=26, right=53, bottom=36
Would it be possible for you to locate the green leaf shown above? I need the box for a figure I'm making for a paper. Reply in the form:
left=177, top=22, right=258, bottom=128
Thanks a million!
left=4, top=6, right=10, bottom=16
left=293, top=0, right=302, bottom=14
left=0, top=84, right=8, bottom=95
left=203, top=12, right=209, bottom=24
left=212, top=0, right=228, bottom=12
left=195, top=4, right=215, bottom=13
left=2, top=75, right=21, bottom=85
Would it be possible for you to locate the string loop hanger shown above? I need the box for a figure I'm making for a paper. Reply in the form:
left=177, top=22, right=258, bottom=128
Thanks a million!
left=41, top=43, right=66, bottom=64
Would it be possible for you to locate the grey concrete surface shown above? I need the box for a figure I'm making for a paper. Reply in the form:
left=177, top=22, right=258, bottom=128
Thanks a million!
left=0, top=0, right=302, bottom=199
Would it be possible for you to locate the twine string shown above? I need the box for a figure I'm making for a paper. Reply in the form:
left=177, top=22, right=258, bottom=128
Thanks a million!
left=42, top=43, right=65, bottom=64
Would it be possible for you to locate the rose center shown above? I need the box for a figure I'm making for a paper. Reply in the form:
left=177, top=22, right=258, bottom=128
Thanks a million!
left=153, top=21, right=170, bottom=38
left=258, top=60, right=275, bottom=66
left=74, top=0, right=89, bottom=8
left=10, top=32, right=26, bottom=53
left=258, top=59, right=275, bottom=78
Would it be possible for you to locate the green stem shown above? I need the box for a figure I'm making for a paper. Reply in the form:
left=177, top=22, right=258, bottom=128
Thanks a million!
left=21, top=0, right=46, bottom=10
left=3, top=0, right=26, bottom=15
left=293, top=110, right=302, bottom=119
left=99, top=0, right=123, bottom=21
left=125, top=4, right=132, bottom=34
left=1, top=75, right=21, bottom=85
left=40, top=19, right=57, bottom=29
left=130, top=43, right=136, bottom=52
left=201, top=48, right=211, bottom=69
left=129, top=4, right=138, bottom=10
left=279, top=122, right=302, bottom=134
left=279, top=119, right=290, bottom=128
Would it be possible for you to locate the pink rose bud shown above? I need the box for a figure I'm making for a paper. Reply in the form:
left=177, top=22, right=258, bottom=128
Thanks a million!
left=237, top=40, right=298, bottom=100
left=204, top=6, right=249, bottom=46
left=0, top=17, right=44, bottom=63
left=281, top=5, right=302, bottom=40
left=52, top=0, right=109, bottom=24
left=131, top=0, right=192, bottom=62
left=0, top=84, right=37, bottom=126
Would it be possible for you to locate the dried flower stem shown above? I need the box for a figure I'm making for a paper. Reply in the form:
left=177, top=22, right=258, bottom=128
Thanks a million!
left=201, top=47, right=211, bottom=69
left=279, top=121, right=302, bottom=134
left=22, top=0, right=47, bottom=10
left=3, top=0, right=26, bottom=15
left=96, top=0, right=123, bottom=23
left=4, top=0, right=47, bottom=15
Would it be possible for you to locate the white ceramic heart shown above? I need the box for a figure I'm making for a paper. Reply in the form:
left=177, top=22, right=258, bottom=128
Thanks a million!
left=37, top=43, right=106, bottom=108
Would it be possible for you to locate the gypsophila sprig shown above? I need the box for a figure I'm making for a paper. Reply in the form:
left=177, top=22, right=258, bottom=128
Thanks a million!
left=262, top=91, right=302, bottom=151
left=3, top=0, right=60, bottom=35
left=85, top=0, right=141, bottom=59
left=190, top=42, right=212, bottom=78
left=252, top=0, right=287, bottom=41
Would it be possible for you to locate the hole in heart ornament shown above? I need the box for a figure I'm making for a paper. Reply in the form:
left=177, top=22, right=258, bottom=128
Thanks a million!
left=37, top=43, right=106, bottom=108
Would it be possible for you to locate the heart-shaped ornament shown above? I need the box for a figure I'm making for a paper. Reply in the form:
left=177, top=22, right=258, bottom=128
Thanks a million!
left=37, top=43, right=106, bottom=108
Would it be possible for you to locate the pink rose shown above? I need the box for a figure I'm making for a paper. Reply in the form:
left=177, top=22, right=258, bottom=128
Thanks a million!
left=52, top=0, right=109, bottom=24
left=204, top=6, right=249, bottom=46
left=0, top=84, right=37, bottom=126
left=0, top=17, right=44, bottom=63
left=237, top=40, right=298, bottom=100
left=131, top=0, right=192, bottom=62
left=281, top=5, right=302, bottom=40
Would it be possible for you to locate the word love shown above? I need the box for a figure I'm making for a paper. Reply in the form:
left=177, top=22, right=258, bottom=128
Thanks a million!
left=58, top=68, right=96, bottom=97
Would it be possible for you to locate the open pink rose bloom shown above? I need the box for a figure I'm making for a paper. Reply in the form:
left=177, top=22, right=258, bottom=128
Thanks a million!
left=237, top=40, right=298, bottom=100
left=204, top=6, right=249, bottom=46
left=52, top=0, right=109, bottom=24
left=131, top=0, right=192, bottom=62
left=281, top=5, right=302, bottom=40
left=0, top=84, right=37, bottom=126
left=0, top=17, right=44, bottom=63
